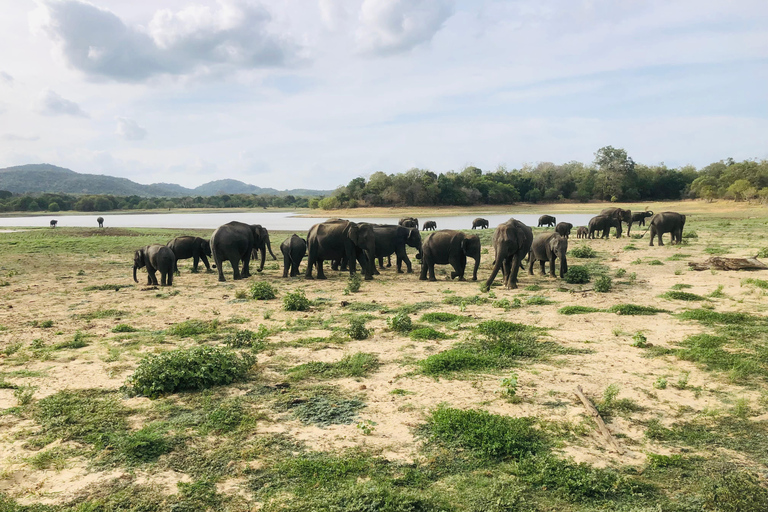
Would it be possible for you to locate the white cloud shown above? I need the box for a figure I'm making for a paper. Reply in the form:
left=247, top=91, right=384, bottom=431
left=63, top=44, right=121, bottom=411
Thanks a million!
left=39, top=89, right=89, bottom=117
left=356, top=0, right=455, bottom=55
left=2, top=134, right=40, bottom=142
left=34, top=0, right=299, bottom=82
left=0, top=71, right=13, bottom=85
left=116, top=117, right=147, bottom=140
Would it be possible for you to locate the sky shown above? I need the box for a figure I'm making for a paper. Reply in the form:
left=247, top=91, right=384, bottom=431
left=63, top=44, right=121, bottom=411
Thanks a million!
left=0, top=0, right=767, bottom=190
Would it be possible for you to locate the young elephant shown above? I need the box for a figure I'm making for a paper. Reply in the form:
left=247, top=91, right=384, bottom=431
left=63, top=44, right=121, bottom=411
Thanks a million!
left=50, top=220, right=57, bottom=228
left=648, top=212, right=686, bottom=246
left=485, top=218, right=533, bottom=290
left=555, top=222, right=573, bottom=238
left=420, top=230, right=481, bottom=281
left=133, top=245, right=175, bottom=286
left=422, top=220, right=437, bottom=231
left=528, top=232, right=568, bottom=278
left=167, top=236, right=211, bottom=273
left=373, top=224, right=423, bottom=273
left=281, top=234, right=307, bottom=277
left=576, top=226, right=588, bottom=238
left=471, top=218, right=489, bottom=229
left=538, top=215, right=556, bottom=227
left=588, top=215, right=621, bottom=239
left=97, top=216, right=104, bottom=228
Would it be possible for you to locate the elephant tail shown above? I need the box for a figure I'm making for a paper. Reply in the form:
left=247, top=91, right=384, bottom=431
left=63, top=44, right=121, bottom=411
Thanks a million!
left=637, top=225, right=652, bottom=238
left=133, top=264, right=138, bottom=283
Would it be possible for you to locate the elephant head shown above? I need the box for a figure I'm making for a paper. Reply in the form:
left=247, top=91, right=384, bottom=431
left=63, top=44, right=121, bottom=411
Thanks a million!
left=249, top=225, right=276, bottom=271
left=201, top=239, right=212, bottom=257
left=348, top=222, right=376, bottom=279
left=133, top=247, right=147, bottom=283
left=462, top=234, right=482, bottom=281
left=407, top=228, right=423, bottom=260
left=550, top=234, right=568, bottom=277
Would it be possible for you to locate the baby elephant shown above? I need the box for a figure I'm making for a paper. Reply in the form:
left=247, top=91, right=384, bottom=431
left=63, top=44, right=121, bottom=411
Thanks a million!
left=528, top=232, right=568, bottom=278
left=576, top=226, right=588, bottom=238
left=167, top=236, right=211, bottom=273
left=133, top=245, right=176, bottom=286
left=281, top=234, right=307, bottom=277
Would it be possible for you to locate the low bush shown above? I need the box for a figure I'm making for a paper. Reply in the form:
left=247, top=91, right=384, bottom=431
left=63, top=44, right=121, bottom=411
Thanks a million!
left=648, top=259, right=664, bottom=265
left=125, top=346, right=255, bottom=398
left=607, top=304, right=667, bottom=315
left=682, top=231, right=698, bottom=238
left=283, top=290, right=310, bottom=311
left=344, top=273, right=362, bottom=294
left=570, top=245, right=596, bottom=258
left=593, top=275, right=612, bottom=293
left=564, top=266, right=590, bottom=284
left=525, top=296, right=555, bottom=305
left=166, top=319, right=219, bottom=337
left=112, top=324, right=138, bottom=333
left=420, top=312, right=472, bottom=323
left=757, top=247, right=768, bottom=258
left=492, top=298, right=522, bottom=310
left=660, top=291, right=707, bottom=301
left=410, top=327, right=449, bottom=341
left=346, top=316, right=371, bottom=340
left=558, top=306, right=602, bottom=315
left=224, top=327, right=269, bottom=349
left=388, top=312, right=413, bottom=333
left=249, top=281, right=277, bottom=300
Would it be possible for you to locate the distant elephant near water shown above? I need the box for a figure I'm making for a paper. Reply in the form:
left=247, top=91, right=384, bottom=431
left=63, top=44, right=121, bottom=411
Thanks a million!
left=472, top=218, right=489, bottom=229
left=97, top=217, right=104, bottom=228
left=538, top=215, right=556, bottom=227
left=628, top=210, right=654, bottom=236
left=576, top=226, right=588, bottom=238
left=50, top=220, right=57, bottom=228
left=399, top=217, right=419, bottom=229
left=422, top=220, right=437, bottom=231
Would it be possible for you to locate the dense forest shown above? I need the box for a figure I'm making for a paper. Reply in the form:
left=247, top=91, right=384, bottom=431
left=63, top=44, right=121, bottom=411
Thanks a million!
left=1, top=147, right=766, bottom=213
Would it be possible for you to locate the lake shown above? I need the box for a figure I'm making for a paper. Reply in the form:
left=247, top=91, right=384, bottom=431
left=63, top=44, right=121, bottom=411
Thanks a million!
left=0, top=211, right=597, bottom=232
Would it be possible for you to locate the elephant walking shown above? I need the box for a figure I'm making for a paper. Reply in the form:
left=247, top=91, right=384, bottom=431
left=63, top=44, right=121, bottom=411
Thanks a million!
left=529, top=232, right=568, bottom=278
left=281, top=234, right=307, bottom=277
left=628, top=211, right=654, bottom=236
left=538, top=215, right=556, bottom=227
left=249, top=225, right=277, bottom=272
left=97, top=217, right=104, bottom=228
left=588, top=215, right=621, bottom=239
left=485, top=218, right=533, bottom=290
left=306, top=219, right=376, bottom=280
left=472, top=218, right=489, bottom=229
left=555, top=222, right=572, bottom=238
left=420, top=230, right=481, bottom=281
left=167, top=236, right=211, bottom=273
left=50, top=220, right=57, bottom=228
left=600, top=208, right=631, bottom=237
left=576, top=226, right=588, bottom=238
left=373, top=224, right=423, bottom=273
left=422, top=220, right=437, bottom=231
left=647, top=212, right=686, bottom=246
left=399, top=217, right=419, bottom=229
left=210, top=221, right=264, bottom=281
left=133, top=244, right=175, bottom=286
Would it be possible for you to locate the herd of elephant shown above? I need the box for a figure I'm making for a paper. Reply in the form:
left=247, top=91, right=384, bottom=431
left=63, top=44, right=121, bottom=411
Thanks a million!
left=130, top=209, right=686, bottom=290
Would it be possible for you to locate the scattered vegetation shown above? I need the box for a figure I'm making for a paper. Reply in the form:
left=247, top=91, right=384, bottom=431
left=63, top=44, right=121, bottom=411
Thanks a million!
left=660, top=290, right=708, bottom=301
left=283, top=290, right=311, bottom=311
left=288, top=352, right=380, bottom=380
left=249, top=281, right=277, bottom=300
left=593, top=275, right=612, bottom=293
left=346, top=316, right=371, bottom=340
left=570, top=245, right=596, bottom=258
left=564, top=266, right=590, bottom=284
left=388, top=312, right=413, bottom=333
left=166, top=319, right=219, bottom=337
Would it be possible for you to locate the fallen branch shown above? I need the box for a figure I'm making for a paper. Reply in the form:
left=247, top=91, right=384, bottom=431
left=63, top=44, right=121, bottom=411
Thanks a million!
left=574, top=385, right=624, bottom=455
left=688, top=257, right=768, bottom=271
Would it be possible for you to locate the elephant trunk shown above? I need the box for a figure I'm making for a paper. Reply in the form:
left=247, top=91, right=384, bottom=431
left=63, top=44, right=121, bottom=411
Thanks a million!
left=472, top=253, right=480, bottom=281
left=267, top=237, right=276, bottom=260
left=560, top=254, right=567, bottom=278
left=133, top=264, right=138, bottom=283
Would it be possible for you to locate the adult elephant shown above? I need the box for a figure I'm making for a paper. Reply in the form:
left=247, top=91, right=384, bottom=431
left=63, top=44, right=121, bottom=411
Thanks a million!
left=133, top=244, right=175, bottom=286
left=50, top=220, right=57, bottom=228
left=529, top=232, right=568, bottom=279
left=588, top=215, right=621, bottom=239
left=210, top=221, right=263, bottom=282
left=647, top=212, right=686, bottom=246
left=538, top=215, right=556, bottom=227
left=306, top=219, right=376, bottom=280
left=97, top=217, right=104, bottom=228
left=419, top=230, right=481, bottom=281
left=249, top=225, right=277, bottom=272
left=600, top=207, right=631, bottom=237
left=485, top=218, right=533, bottom=290
left=628, top=210, right=654, bottom=236
left=422, top=220, right=437, bottom=231
left=373, top=224, right=423, bottom=273
left=555, top=222, right=573, bottom=238
left=472, top=218, right=489, bottom=229
left=399, top=217, right=419, bottom=229
left=167, top=236, right=211, bottom=273
left=576, top=226, right=588, bottom=239
left=281, top=234, right=307, bottom=278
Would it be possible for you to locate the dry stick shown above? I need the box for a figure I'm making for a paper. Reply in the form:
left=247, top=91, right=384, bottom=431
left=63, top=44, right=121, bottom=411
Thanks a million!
left=574, top=385, right=624, bottom=455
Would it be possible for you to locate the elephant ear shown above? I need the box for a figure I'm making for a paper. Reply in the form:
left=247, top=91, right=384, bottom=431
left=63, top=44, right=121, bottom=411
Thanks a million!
left=347, top=224, right=360, bottom=245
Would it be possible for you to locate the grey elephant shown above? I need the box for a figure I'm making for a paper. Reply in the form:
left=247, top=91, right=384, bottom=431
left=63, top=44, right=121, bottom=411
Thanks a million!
left=306, top=219, right=376, bottom=280
left=529, top=232, right=568, bottom=278
left=399, top=217, right=419, bottom=229
left=373, top=224, right=423, bottom=273
left=422, top=220, right=437, bottom=231
left=281, top=234, right=307, bottom=277
left=248, top=225, right=277, bottom=272
left=555, top=222, right=573, bottom=238
left=50, top=220, right=57, bottom=228
left=167, top=236, right=211, bottom=273
left=628, top=210, right=654, bottom=236
left=97, top=217, right=104, bottom=228
left=538, top=215, right=556, bottom=227
left=600, top=207, right=631, bottom=237
left=472, top=218, right=489, bottom=229
left=646, top=212, right=686, bottom=246
left=485, top=218, right=533, bottom=290
left=133, top=244, right=175, bottom=286
left=419, top=230, right=481, bottom=281
left=588, top=215, right=621, bottom=239
left=576, top=226, right=588, bottom=238
left=210, top=221, right=264, bottom=282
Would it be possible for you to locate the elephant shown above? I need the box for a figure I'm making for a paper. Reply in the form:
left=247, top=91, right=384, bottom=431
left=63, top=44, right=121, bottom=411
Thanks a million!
left=248, top=225, right=277, bottom=272
left=647, top=212, right=686, bottom=246
left=50, top=220, right=57, bottom=228
left=97, top=217, right=104, bottom=228
left=555, top=222, right=573, bottom=238
left=528, top=232, right=568, bottom=278
left=281, top=234, right=307, bottom=277
left=472, top=218, right=489, bottom=229
left=538, top=215, right=556, bottom=227
left=210, top=221, right=264, bottom=282
left=167, top=236, right=211, bottom=273
left=399, top=217, right=419, bottom=229
left=588, top=215, right=621, bottom=239
left=306, top=219, right=376, bottom=280
left=485, top=218, right=533, bottom=290
left=628, top=210, right=654, bottom=236
left=576, top=226, right=588, bottom=239
left=600, top=208, right=631, bottom=237
left=419, top=230, right=481, bottom=281
left=422, top=220, right=437, bottom=231
left=133, top=244, right=175, bottom=286
left=372, top=224, right=423, bottom=273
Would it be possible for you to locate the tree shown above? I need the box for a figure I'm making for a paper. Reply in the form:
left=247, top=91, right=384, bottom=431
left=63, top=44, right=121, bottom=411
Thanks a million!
left=593, top=146, right=636, bottom=201
left=48, top=202, right=60, bottom=212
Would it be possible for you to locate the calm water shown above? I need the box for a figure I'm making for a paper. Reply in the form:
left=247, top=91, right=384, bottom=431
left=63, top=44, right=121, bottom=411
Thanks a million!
left=0, top=211, right=596, bottom=232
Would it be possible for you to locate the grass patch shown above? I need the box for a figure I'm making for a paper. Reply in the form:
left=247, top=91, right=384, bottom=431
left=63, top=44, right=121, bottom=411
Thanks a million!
left=564, top=266, right=590, bottom=284
left=288, top=352, right=380, bottom=380
left=741, top=278, right=768, bottom=289
left=166, top=319, right=219, bottom=337
left=647, top=259, right=664, bottom=265
left=558, top=306, right=603, bottom=315
left=607, top=304, right=667, bottom=315
left=343, top=301, right=384, bottom=312
left=676, top=309, right=761, bottom=325
left=290, top=396, right=365, bottom=427
left=420, top=312, right=473, bottom=324
left=670, top=283, right=692, bottom=290
left=83, top=284, right=133, bottom=291
left=111, top=323, right=138, bottom=333
left=77, top=308, right=126, bottom=320
left=223, top=327, right=269, bottom=349
left=666, top=253, right=692, bottom=261
left=442, top=295, right=489, bottom=306
left=525, top=295, right=555, bottom=305
left=660, top=291, right=708, bottom=301
left=410, top=327, right=450, bottom=341
left=705, top=246, right=729, bottom=255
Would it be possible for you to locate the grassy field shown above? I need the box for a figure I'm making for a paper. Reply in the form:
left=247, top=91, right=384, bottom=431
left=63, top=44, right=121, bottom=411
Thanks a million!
left=1, top=202, right=768, bottom=511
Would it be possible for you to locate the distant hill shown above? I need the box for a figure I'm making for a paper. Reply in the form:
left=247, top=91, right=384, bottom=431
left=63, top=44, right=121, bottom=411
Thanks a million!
left=0, top=164, right=330, bottom=197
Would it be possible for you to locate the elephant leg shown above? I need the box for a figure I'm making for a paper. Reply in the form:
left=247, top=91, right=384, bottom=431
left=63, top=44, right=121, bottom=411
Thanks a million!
left=419, top=258, right=428, bottom=281
left=549, top=256, right=556, bottom=278
left=539, top=260, right=546, bottom=275
left=215, top=255, right=226, bottom=282
left=200, top=254, right=211, bottom=272
left=401, top=252, right=413, bottom=273
left=257, top=248, right=266, bottom=272
left=450, top=254, right=466, bottom=281
left=508, top=255, right=521, bottom=289
left=282, top=254, right=290, bottom=278
left=230, top=257, right=242, bottom=280
left=485, top=257, right=504, bottom=290
left=528, top=254, right=534, bottom=275
left=377, top=256, right=384, bottom=269
left=305, top=246, right=317, bottom=279
left=315, top=259, right=327, bottom=279
left=649, top=228, right=655, bottom=246
left=387, top=255, right=392, bottom=267
left=167, top=271, right=173, bottom=286
left=658, top=232, right=664, bottom=246
left=191, top=256, right=199, bottom=273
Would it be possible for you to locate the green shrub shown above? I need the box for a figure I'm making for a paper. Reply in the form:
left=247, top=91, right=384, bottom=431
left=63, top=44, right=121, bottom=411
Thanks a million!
left=607, top=304, right=667, bottom=315
left=224, top=327, right=269, bottom=349
left=283, top=290, right=310, bottom=311
left=125, top=346, right=255, bottom=398
left=570, top=245, right=596, bottom=258
left=249, top=281, right=277, bottom=300
left=660, top=291, right=707, bottom=301
left=420, top=312, right=471, bottom=323
left=631, top=332, right=648, bottom=348
left=492, top=298, right=522, bottom=310
left=564, top=266, right=590, bottom=284
left=741, top=278, right=768, bottom=289
left=166, top=319, right=219, bottom=337
left=623, top=245, right=638, bottom=251
left=113, top=426, right=172, bottom=463
left=593, top=275, right=612, bottom=293
left=55, top=331, right=88, bottom=350
left=525, top=296, right=555, bottom=305
left=344, top=273, right=362, bottom=294
left=291, top=396, right=365, bottom=427
left=388, top=312, right=413, bottom=333
left=558, top=306, right=602, bottom=315
left=289, top=352, right=380, bottom=380
left=647, top=259, right=664, bottom=266
left=476, top=320, right=530, bottom=338
left=112, top=324, right=138, bottom=333
left=682, top=231, right=698, bottom=239
left=40, top=320, right=54, bottom=328
left=347, top=316, right=371, bottom=340
left=757, top=247, right=768, bottom=258
left=615, top=268, right=626, bottom=277
left=410, top=327, right=449, bottom=341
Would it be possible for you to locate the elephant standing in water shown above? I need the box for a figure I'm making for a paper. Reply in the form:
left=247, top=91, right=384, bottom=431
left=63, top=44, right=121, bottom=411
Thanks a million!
left=420, top=230, right=481, bottom=281
left=600, top=208, right=631, bottom=237
left=133, top=244, right=175, bottom=286
left=588, top=215, right=621, bottom=239
left=97, top=217, right=104, bottom=228
left=528, top=232, right=568, bottom=278
left=628, top=210, right=654, bottom=236
left=422, top=221, right=437, bottom=231
left=306, top=219, right=376, bottom=280
left=210, top=221, right=264, bottom=281
left=249, top=225, right=277, bottom=272
left=647, top=212, right=686, bottom=246
left=555, top=222, right=572, bottom=238
left=538, top=215, right=556, bottom=227
left=485, top=218, right=533, bottom=290
left=167, top=236, right=211, bottom=273
left=472, top=218, right=489, bottom=229
left=281, top=234, right=307, bottom=277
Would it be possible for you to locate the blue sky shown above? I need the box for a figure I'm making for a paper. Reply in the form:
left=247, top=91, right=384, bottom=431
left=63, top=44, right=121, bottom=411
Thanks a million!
left=0, top=0, right=766, bottom=190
